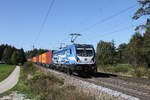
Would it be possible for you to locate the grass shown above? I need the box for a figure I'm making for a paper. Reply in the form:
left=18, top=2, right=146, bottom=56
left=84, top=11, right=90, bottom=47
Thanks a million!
left=0, top=62, right=130, bottom=100
left=0, top=64, right=15, bottom=82
left=131, top=67, right=150, bottom=79
left=98, top=64, right=134, bottom=75
left=114, top=64, right=133, bottom=73
left=98, top=64, right=150, bottom=79
left=0, top=62, right=94, bottom=100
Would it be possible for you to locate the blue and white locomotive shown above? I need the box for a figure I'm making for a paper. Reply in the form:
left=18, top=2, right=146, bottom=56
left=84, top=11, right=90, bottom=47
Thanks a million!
left=52, top=44, right=97, bottom=74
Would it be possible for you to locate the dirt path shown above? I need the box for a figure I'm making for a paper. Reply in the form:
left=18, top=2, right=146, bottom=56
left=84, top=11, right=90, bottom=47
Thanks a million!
left=0, top=66, right=20, bottom=94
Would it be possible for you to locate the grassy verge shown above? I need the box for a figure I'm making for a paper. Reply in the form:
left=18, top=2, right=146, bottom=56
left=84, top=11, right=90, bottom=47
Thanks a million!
left=0, top=62, right=94, bottom=100
left=0, top=64, right=15, bottom=82
left=98, top=64, right=150, bottom=79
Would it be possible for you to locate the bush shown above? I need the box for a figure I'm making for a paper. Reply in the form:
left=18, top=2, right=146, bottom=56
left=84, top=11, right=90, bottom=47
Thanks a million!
left=114, top=64, right=133, bottom=73
left=105, top=66, right=115, bottom=73
left=30, top=72, right=63, bottom=85
left=23, top=62, right=36, bottom=74
left=132, top=67, right=147, bottom=78
left=146, top=69, right=150, bottom=79
left=98, top=65, right=115, bottom=73
left=27, top=72, right=64, bottom=100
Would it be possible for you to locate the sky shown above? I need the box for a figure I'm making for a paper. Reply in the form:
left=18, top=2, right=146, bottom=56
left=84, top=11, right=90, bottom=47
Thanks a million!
left=0, top=0, right=147, bottom=51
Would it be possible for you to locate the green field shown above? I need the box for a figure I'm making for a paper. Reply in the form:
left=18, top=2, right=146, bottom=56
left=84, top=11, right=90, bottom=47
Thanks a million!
left=0, top=64, right=15, bottom=82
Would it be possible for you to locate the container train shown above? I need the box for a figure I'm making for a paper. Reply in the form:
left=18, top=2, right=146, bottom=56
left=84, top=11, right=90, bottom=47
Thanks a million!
left=29, top=44, right=97, bottom=74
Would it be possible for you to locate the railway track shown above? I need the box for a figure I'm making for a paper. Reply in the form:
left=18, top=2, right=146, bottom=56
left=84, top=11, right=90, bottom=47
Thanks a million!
left=77, top=74, right=150, bottom=100
left=35, top=64, right=150, bottom=100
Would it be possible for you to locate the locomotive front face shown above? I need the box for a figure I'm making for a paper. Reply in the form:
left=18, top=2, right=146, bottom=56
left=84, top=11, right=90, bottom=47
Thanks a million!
left=76, top=45, right=95, bottom=64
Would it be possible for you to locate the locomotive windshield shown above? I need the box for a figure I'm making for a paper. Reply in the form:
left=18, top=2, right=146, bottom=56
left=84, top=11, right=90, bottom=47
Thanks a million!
left=76, top=47, right=93, bottom=56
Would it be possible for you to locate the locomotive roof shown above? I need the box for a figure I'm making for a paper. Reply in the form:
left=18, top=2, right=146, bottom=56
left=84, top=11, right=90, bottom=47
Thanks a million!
left=53, top=44, right=94, bottom=54
left=74, top=44, right=93, bottom=47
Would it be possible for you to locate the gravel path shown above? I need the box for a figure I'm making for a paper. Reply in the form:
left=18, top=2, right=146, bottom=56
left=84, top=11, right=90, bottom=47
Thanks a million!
left=0, top=91, right=32, bottom=100
left=0, top=66, right=20, bottom=94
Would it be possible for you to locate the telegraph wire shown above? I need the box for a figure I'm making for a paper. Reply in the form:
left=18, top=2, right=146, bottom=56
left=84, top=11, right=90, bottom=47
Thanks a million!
left=33, top=0, right=56, bottom=47
left=78, top=4, right=137, bottom=34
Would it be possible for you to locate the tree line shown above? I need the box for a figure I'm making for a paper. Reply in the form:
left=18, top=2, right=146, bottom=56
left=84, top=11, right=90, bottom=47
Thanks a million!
left=25, top=49, right=48, bottom=59
left=96, top=0, right=150, bottom=68
left=0, top=44, right=48, bottom=65
left=0, top=44, right=26, bottom=65
left=96, top=25, right=150, bottom=68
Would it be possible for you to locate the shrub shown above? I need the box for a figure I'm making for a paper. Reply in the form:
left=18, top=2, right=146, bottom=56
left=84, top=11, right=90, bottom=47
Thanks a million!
left=105, top=66, right=115, bottom=73
left=114, top=64, right=133, bottom=73
left=30, top=72, right=63, bottom=85
left=146, top=69, right=150, bottom=79
left=99, top=65, right=115, bottom=73
left=27, top=72, right=64, bottom=100
left=23, top=62, right=36, bottom=74
left=132, top=67, right=146, bottom=78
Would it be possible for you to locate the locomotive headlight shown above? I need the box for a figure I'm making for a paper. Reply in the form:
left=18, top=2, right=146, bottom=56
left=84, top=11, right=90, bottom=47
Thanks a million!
left=92, top=66, right=95, bottom=69
left=77, top=59, right=81, bottom=63
left=77, top=57, right=81, bottom=63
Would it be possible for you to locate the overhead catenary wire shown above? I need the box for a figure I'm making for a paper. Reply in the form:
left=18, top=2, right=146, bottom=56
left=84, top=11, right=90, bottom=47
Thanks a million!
left=99, top=25, right=136, bottom=38
left=90, top=23, right=145, bottom=43
left=78, top=4, right=137, bottom=34
left=33, top=0, right=56, bottom=47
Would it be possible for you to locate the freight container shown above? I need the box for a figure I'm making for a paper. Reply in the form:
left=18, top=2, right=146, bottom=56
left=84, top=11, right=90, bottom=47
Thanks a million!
left=46, top=51, right=52, bottom=64
left=42, top=53, right=46, bottom=64
left=27, top=58, right=32, bottom=62
left=36, top=56, right=39, bottom=63
left=39, top=55, right=42, bottom=64
left=32, top=57, right=36, bottom=63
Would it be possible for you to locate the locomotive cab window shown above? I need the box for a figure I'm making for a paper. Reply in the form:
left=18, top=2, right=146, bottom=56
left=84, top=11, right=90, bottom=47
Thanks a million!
left=85, top=48, right=93, bottom=56
left=77, top=48, right=84, bottom=56
left=76, top=47, right=93, bottom=57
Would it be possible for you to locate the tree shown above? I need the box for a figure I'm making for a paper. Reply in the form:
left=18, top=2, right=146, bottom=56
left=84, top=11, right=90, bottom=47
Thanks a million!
left=0, top=44, right=6, bottom=61
left=25, top=48, right=48, bottom=59
left=117, top=43, right=129, bottom=64
left=133, top=0, right=150, bottom=20
left=96, top=40, right=116, bottom=66
left=1, top=46, right=14, bottom=64
left=128, top=32, right=144, bottom=66
left=133, top=0, right=150, bottom=30
left=0, top=44, right=26, bottom=65
left=17, top=48, right=26, bottom=65
left=11, top=51, right=18, bottom=65
left=143, top=20, right=150, bottom=67
left=132, top=0, right=150, bottom=67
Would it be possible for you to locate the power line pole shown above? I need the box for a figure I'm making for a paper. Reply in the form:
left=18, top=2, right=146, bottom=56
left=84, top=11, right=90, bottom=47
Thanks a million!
left=32, top=45, right=35, bottom=50
left=59, top=43, right=65, bottom=49
left=69, top=33, right=81, bottom=44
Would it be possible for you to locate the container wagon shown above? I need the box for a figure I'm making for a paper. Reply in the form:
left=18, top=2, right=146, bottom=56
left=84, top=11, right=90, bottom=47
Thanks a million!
left=37, top=51, right=53, bottom=67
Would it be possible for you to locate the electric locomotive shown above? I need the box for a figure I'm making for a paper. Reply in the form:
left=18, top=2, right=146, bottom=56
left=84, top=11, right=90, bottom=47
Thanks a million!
left=52, top=44, right=97, bottom=74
